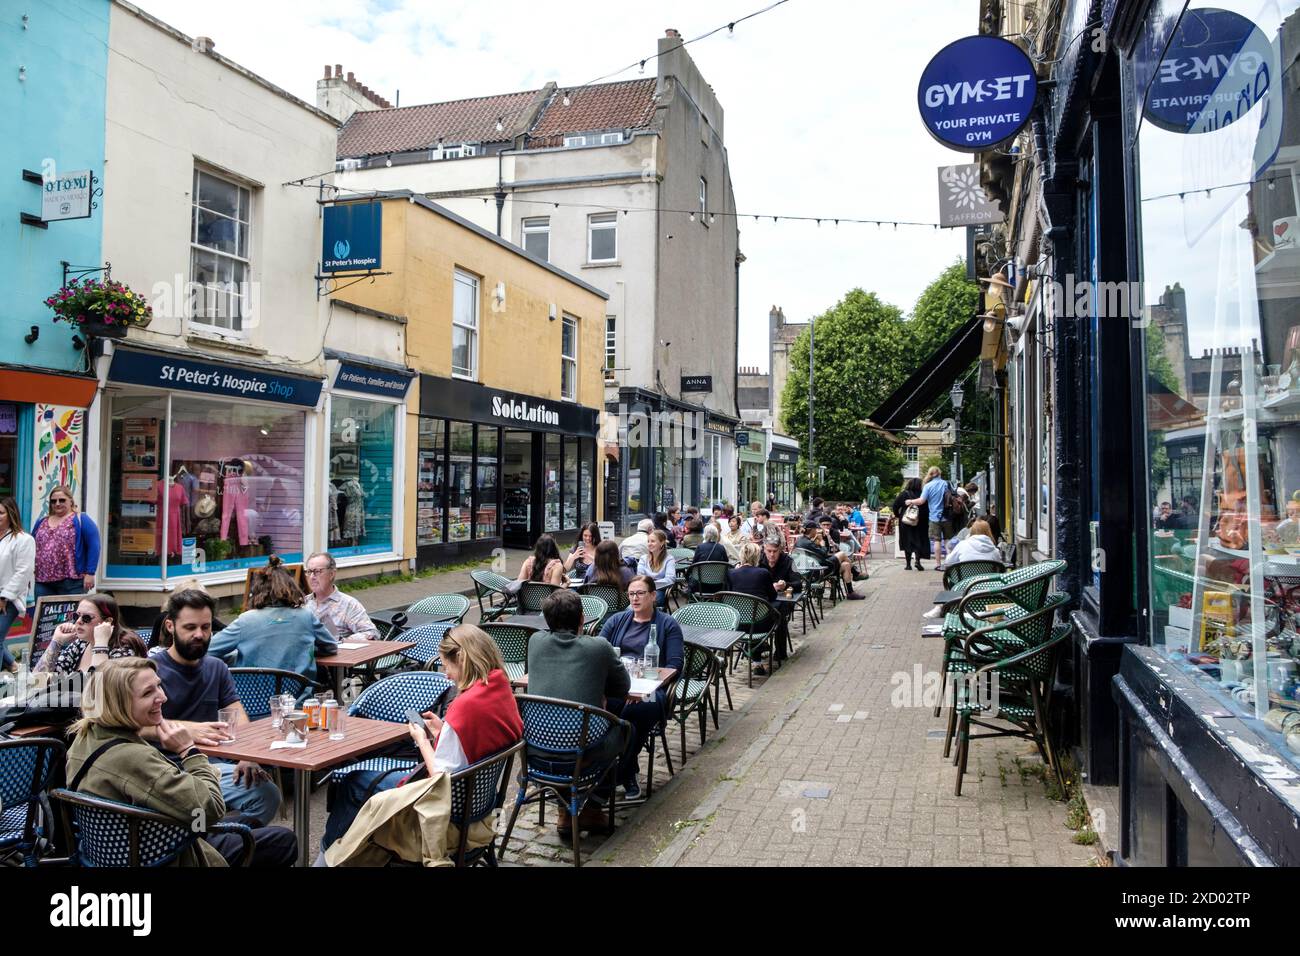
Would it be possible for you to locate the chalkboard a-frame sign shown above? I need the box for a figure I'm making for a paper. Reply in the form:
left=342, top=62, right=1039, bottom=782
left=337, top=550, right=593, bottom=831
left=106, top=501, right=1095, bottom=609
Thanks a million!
left=26, top=593, right=90, bottom=664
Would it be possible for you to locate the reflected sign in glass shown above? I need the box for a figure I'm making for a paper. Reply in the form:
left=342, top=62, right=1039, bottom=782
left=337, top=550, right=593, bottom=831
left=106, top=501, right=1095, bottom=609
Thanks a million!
left=1142, top=7, right=1274, bottom=135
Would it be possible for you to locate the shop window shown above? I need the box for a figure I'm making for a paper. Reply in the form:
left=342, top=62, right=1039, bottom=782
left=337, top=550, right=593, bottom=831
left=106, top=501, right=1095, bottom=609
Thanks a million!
left=476, top=426, right=499, bottom=538
left=544, top=432, right=561, bottom=532
left=416, top=418, right=445, bottom=546
left=448, top=422, right=473, bottom=541
left=563, top=436, right=578, bottom=528
left=0, top=403, right=18, bottom=500
left=107, top=395, right=305, bottom=579
left=190, top=167, right=251, bottom=333
left=605, top=316, right=617, bottom=379
left=579, top=437, right=594, bottom=523
left=625, top=440, right=644, bottom=515
left=329, top=396, right=395, bottom=557
left=1135, top=2, right=1300, bottom=762
left=452, top=270, right=479, bottom=380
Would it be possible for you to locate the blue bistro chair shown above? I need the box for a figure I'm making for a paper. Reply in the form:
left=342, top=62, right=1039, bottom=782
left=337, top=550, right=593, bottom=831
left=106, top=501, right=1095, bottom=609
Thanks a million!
left=398, top=622, right=457, bottom=669
left=0, top=737, right=65, bottom=867
left=501, top=695, right=632, bottom=868
left=326, top=672, right=457, bottom=786
left=52, top=789, right=254, bottom=867
left=229, top=668, right=319, bottom=716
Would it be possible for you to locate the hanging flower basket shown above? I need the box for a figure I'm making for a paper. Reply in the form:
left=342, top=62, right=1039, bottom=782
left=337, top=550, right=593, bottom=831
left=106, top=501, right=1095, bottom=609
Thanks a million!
left=44, top=278, right=153, bottom=337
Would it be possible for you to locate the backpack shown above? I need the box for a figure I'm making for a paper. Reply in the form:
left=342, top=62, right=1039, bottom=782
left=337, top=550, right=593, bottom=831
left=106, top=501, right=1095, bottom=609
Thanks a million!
left=944, top=486, right=968, bottom=526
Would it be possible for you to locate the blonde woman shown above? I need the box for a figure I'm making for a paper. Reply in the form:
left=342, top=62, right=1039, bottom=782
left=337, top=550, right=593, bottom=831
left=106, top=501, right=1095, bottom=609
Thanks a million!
left=322, top=624, right=524, bottom=860
left=64, top=657, right=229, bottom=867
left=32, top=484, right=100, bottom=597
left=635, top=529, right=676, bottom=609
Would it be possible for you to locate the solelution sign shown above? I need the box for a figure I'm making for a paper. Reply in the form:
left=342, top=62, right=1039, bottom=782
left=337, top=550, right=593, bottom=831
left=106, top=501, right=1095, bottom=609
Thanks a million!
left=917, top=36, right=1038, bottom=151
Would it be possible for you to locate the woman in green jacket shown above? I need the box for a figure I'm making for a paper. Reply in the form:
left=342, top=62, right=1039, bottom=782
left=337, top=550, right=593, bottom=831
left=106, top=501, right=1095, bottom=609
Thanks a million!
left=65, top=656, right=228, bottom=867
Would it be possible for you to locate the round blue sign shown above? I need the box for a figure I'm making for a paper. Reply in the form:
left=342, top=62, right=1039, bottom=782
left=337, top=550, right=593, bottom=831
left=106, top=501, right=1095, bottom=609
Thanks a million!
left=917, top=36, right=1038, bottom=151
left=1142, top=8, right=1271, bottom=134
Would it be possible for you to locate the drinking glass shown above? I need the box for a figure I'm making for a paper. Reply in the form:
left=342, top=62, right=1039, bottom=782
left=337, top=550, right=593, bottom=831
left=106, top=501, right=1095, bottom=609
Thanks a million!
left=326, top=705, right=346, bottom=741
left=270, top=698, right=284, bottom=730
left=216, top=707, right=238, bottom=744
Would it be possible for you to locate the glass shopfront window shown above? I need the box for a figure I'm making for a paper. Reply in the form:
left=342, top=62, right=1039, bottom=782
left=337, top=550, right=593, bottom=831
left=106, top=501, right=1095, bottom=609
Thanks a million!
left=626, top=441, right=644, bottom=515
left=770, top=460, right=797, bottom=511
left=417, top=418, right=445, bottom=546
left=544, top=432, right=560, bottom=532
left=562, top=436, right=578, bottom=529
left=329, top=396, right=395, bottom=557
left=449, top=422, right=474, bottom=542
left=107, top=394, right=306, bottom=578
left=477, top=427, right=499, bottom=538
left=1135, top=1, right=1300, bottom=759
left=0, top=403, right=18, bottom=500
left=579, top=437, right=594, bottom=525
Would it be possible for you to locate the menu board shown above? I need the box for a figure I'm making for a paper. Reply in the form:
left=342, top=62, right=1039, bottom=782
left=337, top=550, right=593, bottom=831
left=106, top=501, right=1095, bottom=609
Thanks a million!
left=26, top=594, right=88, bottom=664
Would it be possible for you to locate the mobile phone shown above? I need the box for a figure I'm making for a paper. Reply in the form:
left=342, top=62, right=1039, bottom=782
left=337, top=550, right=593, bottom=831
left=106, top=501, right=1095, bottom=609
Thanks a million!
left=404, top=707, right=427, bottom=730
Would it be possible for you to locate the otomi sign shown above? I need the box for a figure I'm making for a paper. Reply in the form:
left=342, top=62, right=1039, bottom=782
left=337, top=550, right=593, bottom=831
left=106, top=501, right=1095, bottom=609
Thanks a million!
left=937, top=164, right=1005, bottom=227
left=43, top=169, right=93, bottom=222
left=918, top=36, right=1038, bottom=150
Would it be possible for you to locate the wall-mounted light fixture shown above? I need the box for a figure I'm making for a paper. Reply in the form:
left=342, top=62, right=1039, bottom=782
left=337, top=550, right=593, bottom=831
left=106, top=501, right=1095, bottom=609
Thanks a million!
left=24, top=325, right=39, bottom=344
left=548, top=304, right=557, bottom=322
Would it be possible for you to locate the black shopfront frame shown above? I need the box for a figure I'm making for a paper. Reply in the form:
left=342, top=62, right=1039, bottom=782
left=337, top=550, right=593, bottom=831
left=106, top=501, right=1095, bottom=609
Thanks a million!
left=417, top=375, right=600, bottom=563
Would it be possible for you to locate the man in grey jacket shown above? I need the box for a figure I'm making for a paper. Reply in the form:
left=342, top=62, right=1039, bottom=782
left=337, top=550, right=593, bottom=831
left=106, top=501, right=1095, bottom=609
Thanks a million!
left=526, top=589, right=631, bottom=835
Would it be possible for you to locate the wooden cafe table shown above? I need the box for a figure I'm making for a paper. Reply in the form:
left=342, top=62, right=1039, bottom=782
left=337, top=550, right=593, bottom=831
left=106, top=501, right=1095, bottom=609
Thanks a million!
left=316, top=639, right=415, bottom=697
left=196, top=714, right=411, bottom=867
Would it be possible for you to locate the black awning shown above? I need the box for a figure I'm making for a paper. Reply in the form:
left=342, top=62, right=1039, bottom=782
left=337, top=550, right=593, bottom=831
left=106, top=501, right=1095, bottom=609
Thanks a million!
left=866, top=312, right=983, bottom=433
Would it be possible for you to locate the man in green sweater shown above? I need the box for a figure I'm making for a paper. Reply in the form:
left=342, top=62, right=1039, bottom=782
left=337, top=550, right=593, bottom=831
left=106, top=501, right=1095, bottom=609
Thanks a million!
left=527, top=589, right=631, bottom=707
left=526, top=589, right=632, bottom=837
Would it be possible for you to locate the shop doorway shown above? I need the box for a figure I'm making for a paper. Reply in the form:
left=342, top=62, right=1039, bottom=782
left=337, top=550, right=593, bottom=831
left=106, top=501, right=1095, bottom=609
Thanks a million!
left=502, top=429, right=533, bottom=548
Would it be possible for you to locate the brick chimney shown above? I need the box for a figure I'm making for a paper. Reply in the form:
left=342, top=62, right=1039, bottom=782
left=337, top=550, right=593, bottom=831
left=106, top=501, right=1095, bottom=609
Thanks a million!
left=665, top=28, right=680, bottom=38
left=317, top=63, right=392, bottom=124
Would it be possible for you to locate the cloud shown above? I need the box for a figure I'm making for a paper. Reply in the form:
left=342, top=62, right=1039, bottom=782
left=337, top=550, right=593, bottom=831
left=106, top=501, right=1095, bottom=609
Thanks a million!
left=135, top=0, right=980, bottom=369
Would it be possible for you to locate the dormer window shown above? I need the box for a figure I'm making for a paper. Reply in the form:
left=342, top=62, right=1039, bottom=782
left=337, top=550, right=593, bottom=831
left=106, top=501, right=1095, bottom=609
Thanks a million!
left=563, top=130, right=624, bottom=148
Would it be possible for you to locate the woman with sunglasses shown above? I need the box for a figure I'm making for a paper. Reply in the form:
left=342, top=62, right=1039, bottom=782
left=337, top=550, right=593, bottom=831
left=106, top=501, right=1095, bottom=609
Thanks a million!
left=32, top=484, right=101, bottom=598
left=0, top=497, right=35, bottom=672
left=34, top=593, right=145, bottom=675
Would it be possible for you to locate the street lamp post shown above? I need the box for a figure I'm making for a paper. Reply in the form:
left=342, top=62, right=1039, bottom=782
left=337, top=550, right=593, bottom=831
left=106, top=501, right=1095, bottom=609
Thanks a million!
left=808, top=318, right=815, bottom=499
left=950, top=382, right=964, bottom=484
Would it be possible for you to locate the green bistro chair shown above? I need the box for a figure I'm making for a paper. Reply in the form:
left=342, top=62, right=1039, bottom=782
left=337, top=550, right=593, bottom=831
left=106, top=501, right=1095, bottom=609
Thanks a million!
left=942, top=559, right=1006, bottom=591
left=707, top=591, right=778, bottom=687
left=407, top=593, right=471, bottom=624
left=666, top=643, right=717, bottom=763
left=950, top=601, right=1072, bottom=797
left=480, top=622, right=535, bottom=682
left=935, top=560, right=1066, bottom=717
left=578, top=595, right=610, bottom=636
left=573, top=583, right=629, bottom=620
left=942, top=591, right=1071, bottom=762
left=683, top=561, right=730, bottom=603
left=518, top=581, right=563, bottom=614
left=674, top=602, right=741, bottom=720
left=471, top=569, right=516, bottom=622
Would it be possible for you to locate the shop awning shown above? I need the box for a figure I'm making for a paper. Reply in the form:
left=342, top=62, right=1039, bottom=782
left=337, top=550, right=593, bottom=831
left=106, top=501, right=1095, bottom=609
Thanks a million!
left=0, top=366, right=98, bottom=407
left=865, top=312, right=983, bottom=435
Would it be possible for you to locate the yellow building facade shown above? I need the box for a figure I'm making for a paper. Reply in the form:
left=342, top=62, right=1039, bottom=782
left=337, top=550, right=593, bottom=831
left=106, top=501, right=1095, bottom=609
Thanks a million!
left=331, top=196, right=608, bottom=567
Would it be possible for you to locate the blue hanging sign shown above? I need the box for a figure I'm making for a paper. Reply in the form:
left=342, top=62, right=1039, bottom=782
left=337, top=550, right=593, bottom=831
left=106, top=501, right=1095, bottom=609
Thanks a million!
left=917, top=36, right=1038, bottom=150
left=108, top=348, right=323, bottom=407
left=322, top=202, right=383, bottom=274
left=1142, top=8, right=1272, bottom=135
left=334, top=361, right=413, bottom=399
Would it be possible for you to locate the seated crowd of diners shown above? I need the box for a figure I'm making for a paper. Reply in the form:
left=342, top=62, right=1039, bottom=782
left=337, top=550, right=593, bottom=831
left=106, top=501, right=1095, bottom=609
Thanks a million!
left=3, top=493, right=887, bottom=866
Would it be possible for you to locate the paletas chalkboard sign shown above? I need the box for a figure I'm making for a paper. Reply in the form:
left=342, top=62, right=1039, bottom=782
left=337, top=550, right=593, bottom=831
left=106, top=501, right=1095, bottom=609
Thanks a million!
left=26, top=594, right=90, bottom=664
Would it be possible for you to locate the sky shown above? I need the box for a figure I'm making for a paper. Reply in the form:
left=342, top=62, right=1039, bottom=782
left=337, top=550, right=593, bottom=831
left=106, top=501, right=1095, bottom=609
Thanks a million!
left=137, top=0, right=980, bottom=371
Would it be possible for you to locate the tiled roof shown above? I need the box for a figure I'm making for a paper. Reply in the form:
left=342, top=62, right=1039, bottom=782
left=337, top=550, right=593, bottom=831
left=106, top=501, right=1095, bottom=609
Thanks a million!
left=527, top=79, right=658, bottom=147
left=337, top=88, right=541, bottom=157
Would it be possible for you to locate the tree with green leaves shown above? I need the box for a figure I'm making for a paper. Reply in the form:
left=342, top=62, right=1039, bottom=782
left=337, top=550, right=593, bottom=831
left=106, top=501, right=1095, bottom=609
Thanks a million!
left=779, top=289, right=908, bottom=500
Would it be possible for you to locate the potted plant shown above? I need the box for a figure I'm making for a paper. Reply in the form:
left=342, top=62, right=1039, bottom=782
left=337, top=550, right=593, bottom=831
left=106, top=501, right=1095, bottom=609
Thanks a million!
left=44, top=277, right=153, bottom=339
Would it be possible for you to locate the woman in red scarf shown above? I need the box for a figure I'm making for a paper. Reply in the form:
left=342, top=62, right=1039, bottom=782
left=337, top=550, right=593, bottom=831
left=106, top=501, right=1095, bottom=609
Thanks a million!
left=319, top=625, right=522, bottom=860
